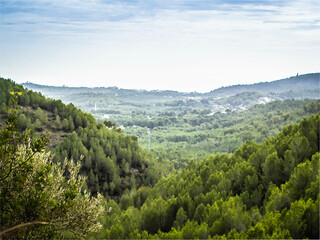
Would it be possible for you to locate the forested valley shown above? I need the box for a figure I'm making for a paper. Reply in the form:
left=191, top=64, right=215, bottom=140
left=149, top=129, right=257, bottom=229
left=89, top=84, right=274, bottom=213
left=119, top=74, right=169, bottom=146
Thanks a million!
left=0, top=75, right=319, bottom=239
left=23, top=73, right=320, bottom=167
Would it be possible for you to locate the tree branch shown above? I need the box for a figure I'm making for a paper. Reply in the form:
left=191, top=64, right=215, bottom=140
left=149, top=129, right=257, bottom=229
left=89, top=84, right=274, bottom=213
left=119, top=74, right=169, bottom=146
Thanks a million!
left=0, top=151, right=36, bottom=182
left=0, top=221, right=49, bottom=237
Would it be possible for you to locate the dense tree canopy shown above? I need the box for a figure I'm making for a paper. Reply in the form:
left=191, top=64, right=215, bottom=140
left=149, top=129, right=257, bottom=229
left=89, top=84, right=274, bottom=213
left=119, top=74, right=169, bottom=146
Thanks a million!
left=95, top=113, right=319, bottom=239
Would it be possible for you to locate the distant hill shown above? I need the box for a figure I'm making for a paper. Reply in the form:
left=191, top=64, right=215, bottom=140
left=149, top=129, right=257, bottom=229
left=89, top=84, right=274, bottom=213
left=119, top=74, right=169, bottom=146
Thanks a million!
left=21, top=73, right=320, bottom=121
left=206, top=73, right=319, bottom=97
left=23, top=73, right=319, bottom=97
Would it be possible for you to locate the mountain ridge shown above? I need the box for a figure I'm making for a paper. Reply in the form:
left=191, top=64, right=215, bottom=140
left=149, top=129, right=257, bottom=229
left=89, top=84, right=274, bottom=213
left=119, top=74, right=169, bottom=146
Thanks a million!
left=22, top=72, right=320, bottom=96
left=207, top=72, right=320, bottom=97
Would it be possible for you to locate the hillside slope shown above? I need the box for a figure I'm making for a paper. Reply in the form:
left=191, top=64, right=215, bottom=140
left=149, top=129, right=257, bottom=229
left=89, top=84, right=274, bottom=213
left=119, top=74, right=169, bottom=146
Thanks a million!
left=0, top=77, right=167, bottom=199
left=97, top=113, right=320, bottom=239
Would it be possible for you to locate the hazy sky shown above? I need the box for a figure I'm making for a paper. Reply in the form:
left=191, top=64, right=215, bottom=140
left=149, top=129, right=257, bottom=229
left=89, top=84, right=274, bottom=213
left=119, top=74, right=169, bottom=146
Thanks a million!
left=0, top=0, right=319, bottom=92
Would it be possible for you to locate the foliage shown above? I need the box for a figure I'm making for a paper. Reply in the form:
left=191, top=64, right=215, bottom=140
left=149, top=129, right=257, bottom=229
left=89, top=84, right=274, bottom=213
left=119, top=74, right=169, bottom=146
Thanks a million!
left=97, top=113, right=319, bottom=239
left=1, top=76, right=319, bottom=239
left=0, top=92, right=104, bottom=239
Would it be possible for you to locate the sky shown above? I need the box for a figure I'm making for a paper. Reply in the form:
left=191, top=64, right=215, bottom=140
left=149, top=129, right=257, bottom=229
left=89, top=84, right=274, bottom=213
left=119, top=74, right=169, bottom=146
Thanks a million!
left=0, top=0, right=319, bottom=92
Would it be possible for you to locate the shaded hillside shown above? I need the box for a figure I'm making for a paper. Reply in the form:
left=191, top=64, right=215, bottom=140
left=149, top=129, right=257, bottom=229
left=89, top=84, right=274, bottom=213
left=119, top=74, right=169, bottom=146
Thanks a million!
left=0, top=77, right=167, bottom=199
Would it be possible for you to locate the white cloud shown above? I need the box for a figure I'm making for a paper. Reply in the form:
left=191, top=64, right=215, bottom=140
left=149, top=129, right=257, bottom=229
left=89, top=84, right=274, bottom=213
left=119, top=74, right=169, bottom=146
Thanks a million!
left=0, top=0, right=319, bottom=92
